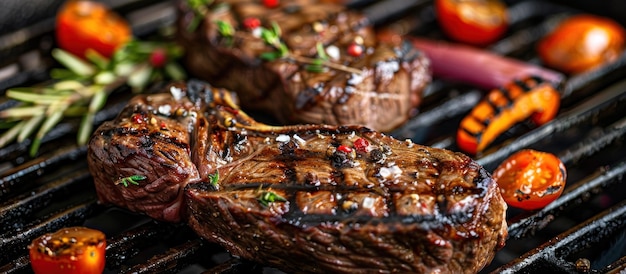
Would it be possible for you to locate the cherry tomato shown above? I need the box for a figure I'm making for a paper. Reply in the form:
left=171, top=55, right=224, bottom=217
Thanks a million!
left=537, top=14, right=625, bottom=74
left=492, top=149, right=566, bottom=210
left=29, top=226, right=106, bottom=274
left=435, top=0, right=508, bottom=46
left=56, top=0, right=132, bottom=59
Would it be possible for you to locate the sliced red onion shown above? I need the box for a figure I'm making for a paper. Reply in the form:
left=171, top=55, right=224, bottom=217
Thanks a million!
left=408, top=37, right=564, bottom=89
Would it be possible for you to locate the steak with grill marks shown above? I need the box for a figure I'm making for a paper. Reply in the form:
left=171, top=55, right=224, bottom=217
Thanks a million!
left=176, top=0, right=431, bottom=132
left=87, top=81, right=507, bottom=273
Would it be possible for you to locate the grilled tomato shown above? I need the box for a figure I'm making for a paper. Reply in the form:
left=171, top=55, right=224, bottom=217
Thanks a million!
left=435, top=0, right=508, bottom=46
left=537, top=14, right=625, bottom=74
left=56, top=0, right=132, bottom=59
left=29, top=226, right=106, bottom=274
left=493, top=149, right=567, bottom=210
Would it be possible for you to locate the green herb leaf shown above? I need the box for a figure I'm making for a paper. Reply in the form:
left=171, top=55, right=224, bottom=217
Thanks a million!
left=18, top=115, right=44, bottom=142
left=78, top=89, right=107, bottom=145
left=216, top=20, right=234, bottom=37
left=118, top=175, right=147, bottom=187
left=6, top=89, right=64, bottom=104
left=255, top=22, right=360, bottom=75
left=164, top=63, right=186, bottom=81
left=208, top=171, right=219, bottom=187
left=52, top=49, right=96, bottom=77
left=30, top=109, right=64, bottom=156
left=1, top=32, right=186, bottom=155
left=0, top=106, right=46, bottom=118
left=305, top=58, right=326, bottom=73
left=185, top=0, right=212, bottom=32
left=315, top=42, right=329, bottom=60
left=187, top=0, right=212, bottom=10
left=259, top=51, right=282, bottom=61
left=271, top=22, right=282, bottom=37
left=258, top=191, right=287, bottom=207
left=0, top=121, right=25, bottom=148
left=85, top=49, right=110, bottom=70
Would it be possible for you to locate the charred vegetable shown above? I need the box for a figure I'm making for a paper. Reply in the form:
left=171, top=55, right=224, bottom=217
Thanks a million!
left=537, top=14, right=625, bottom=74
left=492, top=149, right=566, bottom=210
left=396, top=37, right=564, bottom=90
left=435, top=0, right=508, bottom=46
left=456, top=76, right=561, bottom=155
left=29, top=227, right=106, bottom=274
left=56, top=0, right=131, bottom=59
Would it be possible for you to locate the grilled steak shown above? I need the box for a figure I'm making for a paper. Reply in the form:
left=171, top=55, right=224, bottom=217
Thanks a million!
left=88, top=81, right=507, bottom=273
left=176, top=0, right=431, bottom=132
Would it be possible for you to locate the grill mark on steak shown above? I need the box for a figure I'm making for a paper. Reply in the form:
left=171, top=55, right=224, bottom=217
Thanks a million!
left=88, top=81, right=507, bottom=273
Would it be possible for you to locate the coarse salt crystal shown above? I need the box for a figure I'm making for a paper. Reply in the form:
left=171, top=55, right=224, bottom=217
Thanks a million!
left=325, top=45, right=340, bottom=60
left=362, top=197, right=375, bottom=209
left=158, top=105, right=172, bottom=116
left=276, top=134, right=290, bottom=143
left=292, top=134, right=305, bottom=145
left=170, top=86, right=184, bottom=100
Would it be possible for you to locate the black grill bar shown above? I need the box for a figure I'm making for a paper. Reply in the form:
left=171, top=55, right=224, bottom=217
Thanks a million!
left=0, top=145, right=87, bottom=198
left=0, top=169, right=92, bottom=234
left=0, top=200, right=99, bottom=265
left=494, top=200, right=626, bottom=273
left=392, top=89, right=482, bottom=141
left=557, top=117, right=626, bottom=165
left=105, top=221, right=173, bottom=269
left=562, top=51, right=626, bottom=100
left=123, top=239, right=206, bottom=273
left=200, top=258, right=264, bottom=274
left=507, top=161, right=626, bottom=239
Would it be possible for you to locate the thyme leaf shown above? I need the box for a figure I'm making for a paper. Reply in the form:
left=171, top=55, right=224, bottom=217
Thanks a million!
left=216, top=20, right=234, bottom=37
left=315, top=42, right=329, bottom=61
left=186, top=0, right=213, bottom=32
left=258, top=23, right=361, bottom=74
left=118, top=175, right=147, bottom=187
left=259, top=23, right=288, bottom=60
left=208, top=171, right=219, bottom=187
left=258, top=191, right=287, bottom=207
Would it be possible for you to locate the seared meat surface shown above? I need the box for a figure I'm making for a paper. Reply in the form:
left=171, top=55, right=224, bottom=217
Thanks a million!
left=87, top=81, right=506, bottom=273
left=177, top=0, right=431, bottom=132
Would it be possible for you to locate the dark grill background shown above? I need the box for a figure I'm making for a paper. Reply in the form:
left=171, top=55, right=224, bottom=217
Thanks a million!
left=1, top=0, right=625, bottom=273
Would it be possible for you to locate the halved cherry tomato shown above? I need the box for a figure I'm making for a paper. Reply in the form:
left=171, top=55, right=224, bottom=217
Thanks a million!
left=435, top=0, right=508, bottom=46
left=456, top=76, right=560, bottom=155
left=537, top=14, right=625, bottom=74
left=492, top=149, right=567, bottom=210
left=56, top=0, right=132, bottom=59
left=29, top=226, right=106, bottom=274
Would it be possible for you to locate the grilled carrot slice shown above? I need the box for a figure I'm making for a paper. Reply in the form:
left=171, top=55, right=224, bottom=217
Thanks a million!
left=456, top=76, right=560, bottom=155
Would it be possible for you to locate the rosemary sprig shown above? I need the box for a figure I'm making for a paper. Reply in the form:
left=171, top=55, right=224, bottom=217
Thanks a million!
left=0, top=40, right=185, bottom=156
left=117, top=175, right=147, bottom=187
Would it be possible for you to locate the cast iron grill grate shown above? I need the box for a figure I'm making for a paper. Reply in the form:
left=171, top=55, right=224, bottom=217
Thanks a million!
left=1, top=0, right=625, bottom=273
